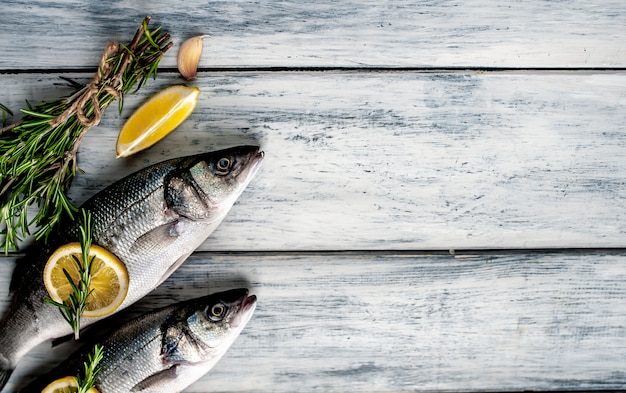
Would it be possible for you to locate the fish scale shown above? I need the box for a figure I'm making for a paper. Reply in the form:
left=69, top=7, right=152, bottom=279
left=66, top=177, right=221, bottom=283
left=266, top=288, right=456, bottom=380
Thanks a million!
left=89, top=165, right=174, bottom=307
left=86, top=159, right=192, bottom=310
left=0, top=146, right=264, bottom=392
left=97, top=314, right=164, bottom=391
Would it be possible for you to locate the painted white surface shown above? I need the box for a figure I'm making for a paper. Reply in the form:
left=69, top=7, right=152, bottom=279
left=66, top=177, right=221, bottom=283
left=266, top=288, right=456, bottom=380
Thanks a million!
left=2, top=71, right=626, bottom=250
left=0, top=0, right=625, bottom=69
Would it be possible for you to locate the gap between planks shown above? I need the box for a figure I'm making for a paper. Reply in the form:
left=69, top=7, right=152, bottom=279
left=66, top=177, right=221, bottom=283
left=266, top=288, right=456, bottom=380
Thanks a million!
left=2, top=66, right=626, bottom=75
left=5, top=248, right=626, bottom=261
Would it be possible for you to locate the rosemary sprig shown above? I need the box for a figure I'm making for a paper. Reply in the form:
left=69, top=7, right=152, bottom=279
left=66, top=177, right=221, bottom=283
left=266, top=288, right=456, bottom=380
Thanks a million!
left=0, top=16, right=172, bottom=253
left=45, top=209, right=95, bottom=340
left=75, top=344, right=104, bottom=393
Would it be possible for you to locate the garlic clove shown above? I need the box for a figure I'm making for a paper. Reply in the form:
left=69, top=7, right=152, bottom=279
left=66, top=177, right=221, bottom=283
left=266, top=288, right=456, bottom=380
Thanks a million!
left=177, top=35, right=209, bottom=80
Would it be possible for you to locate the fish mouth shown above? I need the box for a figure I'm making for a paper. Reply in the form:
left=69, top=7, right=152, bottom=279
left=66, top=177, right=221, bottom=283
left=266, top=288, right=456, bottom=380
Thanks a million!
left=232, top=294, right=257, bottom=328
left=242, top=294, right=257, bottom=312
left=249, top=150, right=264, bottom=173
left=237, top=149, right=264, bottom=186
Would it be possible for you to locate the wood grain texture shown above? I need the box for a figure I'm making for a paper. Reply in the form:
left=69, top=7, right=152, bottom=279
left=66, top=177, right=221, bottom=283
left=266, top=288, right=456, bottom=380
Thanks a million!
left=0, top=0, right=625, bottom=69
left=2, top=71, right=626, bottom=250
left=2, top=2, right=626, bottom=392
left=1, top=251, right=626, bottom=392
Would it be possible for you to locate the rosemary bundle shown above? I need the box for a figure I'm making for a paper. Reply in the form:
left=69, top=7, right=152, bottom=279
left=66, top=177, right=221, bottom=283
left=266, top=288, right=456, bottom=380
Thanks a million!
left=0, top=16, right=172, bottom=252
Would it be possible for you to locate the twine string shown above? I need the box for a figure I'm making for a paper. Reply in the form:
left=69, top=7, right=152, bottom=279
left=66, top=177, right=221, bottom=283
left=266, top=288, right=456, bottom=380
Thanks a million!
left=50, top=42, right=122, bottom=129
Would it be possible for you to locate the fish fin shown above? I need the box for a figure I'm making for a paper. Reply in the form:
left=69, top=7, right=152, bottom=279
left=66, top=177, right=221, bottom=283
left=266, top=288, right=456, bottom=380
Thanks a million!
left=131, top=366, right=178, bottom=392
left=0, top=367, right=13, bottom=391
left=156, top=252, right=192, bottom=287
left=131, top=220, right=184, bottom=254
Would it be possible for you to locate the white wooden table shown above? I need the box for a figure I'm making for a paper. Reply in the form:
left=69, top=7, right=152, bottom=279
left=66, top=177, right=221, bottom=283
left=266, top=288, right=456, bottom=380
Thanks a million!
left=1, top=1, right=626, bottom=392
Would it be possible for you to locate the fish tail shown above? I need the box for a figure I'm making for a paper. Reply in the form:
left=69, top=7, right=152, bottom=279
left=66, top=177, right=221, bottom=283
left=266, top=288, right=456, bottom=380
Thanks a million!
left=0, top=366, right=13, bottom=392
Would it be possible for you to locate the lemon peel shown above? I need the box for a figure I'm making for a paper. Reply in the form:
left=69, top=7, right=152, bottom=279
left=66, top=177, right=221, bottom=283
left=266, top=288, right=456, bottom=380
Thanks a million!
left=116, top=85, right=200, bottom=158
left=41, top=376, right=100, bottom=393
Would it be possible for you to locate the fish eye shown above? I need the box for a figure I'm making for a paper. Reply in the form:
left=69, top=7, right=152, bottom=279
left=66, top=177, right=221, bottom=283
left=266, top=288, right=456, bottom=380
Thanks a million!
left=208, top=303, right=227, bottom=321
left=215, top=157, right=232, bottom=174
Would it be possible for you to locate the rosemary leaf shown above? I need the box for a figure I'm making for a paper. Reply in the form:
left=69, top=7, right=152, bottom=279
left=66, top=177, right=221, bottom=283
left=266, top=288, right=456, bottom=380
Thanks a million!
left=19, top=109, right=57, bottom=119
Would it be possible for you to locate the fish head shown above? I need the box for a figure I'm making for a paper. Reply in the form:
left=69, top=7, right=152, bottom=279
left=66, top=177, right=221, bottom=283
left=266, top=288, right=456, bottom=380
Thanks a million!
left=161, top=288, right=257, bottom=366
left=188, top=145, right=264, bottom=207
left=188, top=288, right=257, bottom=347
left=163, top=145, right=263, bottom=223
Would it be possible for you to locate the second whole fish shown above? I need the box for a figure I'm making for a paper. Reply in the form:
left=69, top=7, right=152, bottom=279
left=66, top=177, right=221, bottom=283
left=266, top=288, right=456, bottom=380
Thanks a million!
left=19, top=288, right=257, bottom=393
left=0, top=146, right=264, bottom=391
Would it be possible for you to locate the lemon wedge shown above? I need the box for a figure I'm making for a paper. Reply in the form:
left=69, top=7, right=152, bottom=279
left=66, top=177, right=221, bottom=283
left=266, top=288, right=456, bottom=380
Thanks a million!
left=43, top=242, right=129, bottom=318
left=116, top=85, right=200, bottom=158
left=41, top=376, right=99, bottom=393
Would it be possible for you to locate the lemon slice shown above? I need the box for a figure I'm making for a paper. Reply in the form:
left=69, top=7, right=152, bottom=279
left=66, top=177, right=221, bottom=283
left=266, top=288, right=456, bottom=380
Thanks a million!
left=116, top=85, right=200, bottom=158
left=41, top=376, right=99, bottom=393
left=43, top=242, right=129, bottom=318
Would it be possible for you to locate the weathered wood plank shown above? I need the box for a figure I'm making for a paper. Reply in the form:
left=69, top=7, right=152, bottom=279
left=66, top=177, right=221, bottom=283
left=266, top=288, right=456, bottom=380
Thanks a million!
left=2, top=71, right=626, bottom=250
left=2, top=251, right=626, bottom=392
left=1, top=0, right=625, bottom=69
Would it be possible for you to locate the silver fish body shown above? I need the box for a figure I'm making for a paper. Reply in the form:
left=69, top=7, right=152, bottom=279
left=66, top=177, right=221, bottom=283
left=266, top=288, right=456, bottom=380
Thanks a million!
left=19, top=288, right=257, bottom=393
left=0, top=146, right=264, bottom=390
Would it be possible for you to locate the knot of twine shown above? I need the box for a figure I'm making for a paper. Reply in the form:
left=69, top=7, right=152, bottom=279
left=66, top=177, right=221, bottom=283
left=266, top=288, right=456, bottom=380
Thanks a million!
left=50, top=42, right=122, bottom=129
